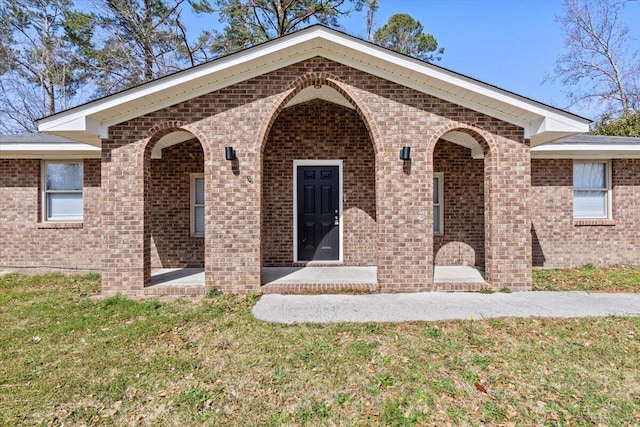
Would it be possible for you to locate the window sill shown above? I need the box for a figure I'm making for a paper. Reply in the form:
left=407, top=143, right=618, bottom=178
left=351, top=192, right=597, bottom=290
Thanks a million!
left=574, top=219, right=616, bottom=227
left=37, top=222, right=84, bottom=229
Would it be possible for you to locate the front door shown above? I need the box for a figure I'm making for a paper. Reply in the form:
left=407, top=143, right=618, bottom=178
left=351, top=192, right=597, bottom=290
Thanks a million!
left=296, top=165, right=340, bottom=261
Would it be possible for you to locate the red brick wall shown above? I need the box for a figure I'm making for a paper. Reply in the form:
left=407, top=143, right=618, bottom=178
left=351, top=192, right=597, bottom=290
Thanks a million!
left=433, top=141, right=485, bottom=266
left=262, top=99, right=376, bottom=266
left=531, top=159, right=640, bottom=267
left=0, top=159, right=101, bottom=271
left=149, top=138, right=204, bottom=267
left=101, top=56, right=531, bottom=294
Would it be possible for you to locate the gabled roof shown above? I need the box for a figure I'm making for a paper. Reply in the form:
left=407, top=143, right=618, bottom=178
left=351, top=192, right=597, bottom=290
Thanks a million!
left=531, top=134, right=640, bottom=158
left=37, top=25, right=590, bottom=147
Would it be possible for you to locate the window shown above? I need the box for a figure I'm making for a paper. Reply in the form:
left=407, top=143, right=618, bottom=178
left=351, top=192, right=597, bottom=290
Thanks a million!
left=573, top=161, right=611, bottom=219
left=42, top=161, right=83, bottom=221
left=433, top=173, right=444, bottom=235
left=191, top=174, right=205, bottom=236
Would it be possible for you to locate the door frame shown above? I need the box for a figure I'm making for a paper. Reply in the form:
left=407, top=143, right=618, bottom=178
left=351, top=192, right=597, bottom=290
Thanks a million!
left=293, top=159, right=343, bottom=264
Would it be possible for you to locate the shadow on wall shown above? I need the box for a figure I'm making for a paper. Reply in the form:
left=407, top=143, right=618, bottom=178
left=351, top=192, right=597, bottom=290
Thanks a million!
left=434, top=242, right=477, bottom=266
left=531, top=223, right=546, bottom=267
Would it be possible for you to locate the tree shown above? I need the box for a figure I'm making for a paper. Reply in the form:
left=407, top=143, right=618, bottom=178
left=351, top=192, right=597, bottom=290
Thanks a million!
left=591, top=111, right=640, bottom=137
left=372, top=13, right=443, bottom=62
left=192, top=0, right=363, bottom=56
left=93, top=0, right=192, bottom=95
left=550, top=0, right=639, bottom=116
left=0, top=0, right=94, bottom=133
left=365, top=0, right=378, bottom=41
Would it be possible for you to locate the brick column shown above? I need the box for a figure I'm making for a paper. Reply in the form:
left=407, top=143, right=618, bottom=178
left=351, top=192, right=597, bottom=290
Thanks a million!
left=376, top=147, right=432, bottom=293
left=101, top=138, right=147, bottom=295
left=484, top=138, right=532, bottom=290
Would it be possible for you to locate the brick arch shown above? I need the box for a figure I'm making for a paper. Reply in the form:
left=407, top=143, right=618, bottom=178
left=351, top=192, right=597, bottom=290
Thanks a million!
left=140, top=120, right=210, bottom=161
left=256, top=72, right=384, bottom=156
left=428, top=121, right=499, bottom=288
left=426, top=122, right=498, bottom=159
left=140, top=121, right=208, bottom=288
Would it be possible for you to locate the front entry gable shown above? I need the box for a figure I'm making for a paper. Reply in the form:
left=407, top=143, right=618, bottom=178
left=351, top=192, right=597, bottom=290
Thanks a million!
left=37, top=25, right=589, bottom=147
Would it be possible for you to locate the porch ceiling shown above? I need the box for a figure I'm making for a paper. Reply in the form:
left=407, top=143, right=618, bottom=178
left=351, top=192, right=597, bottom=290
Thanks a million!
left=37, top=26, right=590, bottom=148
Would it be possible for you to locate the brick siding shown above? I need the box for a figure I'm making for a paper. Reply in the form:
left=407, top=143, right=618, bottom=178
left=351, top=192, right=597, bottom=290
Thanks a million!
left=262, top=99, right=376, bottom=266
left=98, top=56, right=531, bottom=294
left=149, top=138, right=205, bottom=267
left=531, top=159, right=640, bottom=267
left=0, top=159, right=101, bottom=271
left=433, top=141, right=485, bottom=267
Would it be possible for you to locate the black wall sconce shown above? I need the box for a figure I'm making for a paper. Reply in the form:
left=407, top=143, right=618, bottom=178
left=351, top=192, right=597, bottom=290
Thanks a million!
left=399, top=146, right=411, bottom=161
left=225, top=146, right=236, bottom=161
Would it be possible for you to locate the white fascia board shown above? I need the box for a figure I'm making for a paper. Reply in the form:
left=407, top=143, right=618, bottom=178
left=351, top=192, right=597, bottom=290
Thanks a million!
left=531, top=144, right=640, bottom=159
left=0, top=143, right=101, bottom=159
left=316, top=31, right=590, bottom=133
left=37, top=26, right=590, bottom=144
left=37, top=31, right=326, bottom=135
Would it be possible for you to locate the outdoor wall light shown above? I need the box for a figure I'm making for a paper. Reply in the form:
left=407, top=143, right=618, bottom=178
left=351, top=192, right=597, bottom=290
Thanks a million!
left=314, top=84, right=322, bottom=89
left=399, top=146, right=411, bottom=161
left=225, top=146, right=236, bottom=161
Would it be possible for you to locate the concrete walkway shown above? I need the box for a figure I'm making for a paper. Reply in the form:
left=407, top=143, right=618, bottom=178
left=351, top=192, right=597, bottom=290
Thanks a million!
left=252, top=291, right=640, bottom=324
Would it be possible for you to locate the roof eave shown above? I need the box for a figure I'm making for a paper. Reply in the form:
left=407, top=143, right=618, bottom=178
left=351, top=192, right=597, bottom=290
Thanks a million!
left=37, top=25, right=591, bottom=147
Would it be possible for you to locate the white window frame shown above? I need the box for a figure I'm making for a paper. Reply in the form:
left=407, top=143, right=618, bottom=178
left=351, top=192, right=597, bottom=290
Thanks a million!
left=190, top=173, right=205, bottom=237
left=292, top=160, right=343, bottom=264
left=41, top=160, right=84, bottom=222
left=433, top=173, right=444, bottom=235
left=573, top=160, right=612, bottom=219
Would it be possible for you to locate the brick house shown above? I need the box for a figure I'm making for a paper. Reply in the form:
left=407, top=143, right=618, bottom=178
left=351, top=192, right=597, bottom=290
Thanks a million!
left=1, top=26, right=637, bottom=296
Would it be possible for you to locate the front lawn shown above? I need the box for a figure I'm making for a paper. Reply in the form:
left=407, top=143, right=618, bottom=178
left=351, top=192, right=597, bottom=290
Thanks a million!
left=1, top=273, right=639, bottom=425
left=533, top=264, right=640, bottom=292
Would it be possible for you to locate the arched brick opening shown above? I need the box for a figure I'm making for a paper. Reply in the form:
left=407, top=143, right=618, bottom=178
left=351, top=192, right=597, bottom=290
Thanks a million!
left=427, top=123, right=498, bottom=288
left=258, top=75, right=381, bottom=284
left=142, top=124, right=208, bottom=288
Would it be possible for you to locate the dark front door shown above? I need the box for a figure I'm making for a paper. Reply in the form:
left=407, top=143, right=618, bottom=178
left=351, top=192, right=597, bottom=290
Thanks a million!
left=297, top=165, right=340, bottom=261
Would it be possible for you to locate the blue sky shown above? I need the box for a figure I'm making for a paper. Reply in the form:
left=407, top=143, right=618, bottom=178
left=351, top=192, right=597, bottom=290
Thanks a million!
left=83, top=0, right=639, bottom=121
left=341, top=0, right=640, bottom=121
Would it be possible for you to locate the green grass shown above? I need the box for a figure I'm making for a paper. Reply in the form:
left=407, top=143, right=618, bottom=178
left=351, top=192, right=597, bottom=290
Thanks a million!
left=533, top=264, right=640, bottom=292
left=1, top=273, right=640, bottom=425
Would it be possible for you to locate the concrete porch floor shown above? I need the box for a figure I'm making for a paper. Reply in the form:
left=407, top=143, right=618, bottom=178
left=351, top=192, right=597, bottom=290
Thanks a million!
left=148, top=265, right=485, bottom=292
left=434, top=266, right=485, bottom=283
left=262, top=266, right=377, bottom=285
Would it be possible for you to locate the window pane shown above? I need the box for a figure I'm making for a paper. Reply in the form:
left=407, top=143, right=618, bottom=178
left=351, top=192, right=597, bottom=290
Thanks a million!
left=433, top=206, right=440, bottom=233
left=195, top=178, right=205, bottom=205
left=433, top=177, right=439, bottom=204
left=574, top=191, right=606, bottom=218
left=574, top=163, right=605, bottom=189
left=48, top=193, right=83, bottom=219
left=194, top=206, right=205, bottom=234
left=47, top=163, right=82, bottom=190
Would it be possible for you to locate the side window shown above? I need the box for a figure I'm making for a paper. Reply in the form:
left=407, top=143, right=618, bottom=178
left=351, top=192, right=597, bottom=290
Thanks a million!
left=433, top=173, right=444, bottom=235
left=191, top=174, right=205, bottom=236
left=573, top=161, right=610, bottom=219
left=42, top=161, right=83, bottom=221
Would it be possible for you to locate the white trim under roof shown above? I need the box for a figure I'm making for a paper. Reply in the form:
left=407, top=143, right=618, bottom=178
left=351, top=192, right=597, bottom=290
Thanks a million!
left=0, top=142, right=101, bottom=159
left=532, top=143, right=640, bottom=159
left=37, top=25, right=590, bottom=147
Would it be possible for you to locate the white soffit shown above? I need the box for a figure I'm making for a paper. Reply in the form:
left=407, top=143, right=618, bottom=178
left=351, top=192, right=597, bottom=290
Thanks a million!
left=150, top=131, right=195, bottom=159
left=440, top=131, right=484, bottom=159
left=37, top=25, right=590, bottom=147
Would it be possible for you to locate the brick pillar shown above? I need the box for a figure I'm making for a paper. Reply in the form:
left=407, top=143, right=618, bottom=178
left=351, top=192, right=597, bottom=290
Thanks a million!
left=484, top=138, right=532, bottom=290
left=376, top=147, right=432, bottom=293
left=206, top=127, right=263, bottom=294
left=101, top=139, right=147, bottom=295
